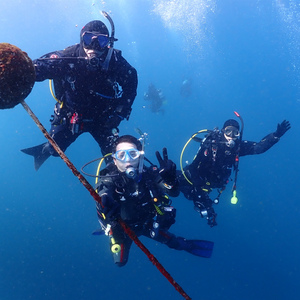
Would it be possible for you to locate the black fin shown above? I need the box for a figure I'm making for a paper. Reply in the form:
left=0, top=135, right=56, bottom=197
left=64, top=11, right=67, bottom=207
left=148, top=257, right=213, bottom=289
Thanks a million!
left=192, top=136, right=203, bottom=143
left=184, top=240, right=214, bottom=258
left=21, top=143, right=51, bottom=171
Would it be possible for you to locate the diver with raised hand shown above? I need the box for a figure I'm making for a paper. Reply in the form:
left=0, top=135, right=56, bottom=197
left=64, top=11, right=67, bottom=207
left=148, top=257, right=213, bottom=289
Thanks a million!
left=21, top=12, right=138, bottom=170
left=94, top=135, right=214, bottom=267
left=178, top=113, right=291, bottom=227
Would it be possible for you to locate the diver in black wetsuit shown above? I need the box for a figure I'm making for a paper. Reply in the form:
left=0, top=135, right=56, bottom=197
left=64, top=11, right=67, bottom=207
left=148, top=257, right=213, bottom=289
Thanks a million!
left=143, top=83, right=165, bottom=114
left=21, top=13, right=138, bottom=170
left=180, top=79, right=192, bottom=98
left=178, top=118, right=291, bottom=227
left=94, top=135, right=214, bottom=267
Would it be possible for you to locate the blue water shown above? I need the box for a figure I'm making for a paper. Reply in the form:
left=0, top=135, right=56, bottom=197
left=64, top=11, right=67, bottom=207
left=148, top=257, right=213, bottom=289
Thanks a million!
left=1, top=1, right=300, bottom=299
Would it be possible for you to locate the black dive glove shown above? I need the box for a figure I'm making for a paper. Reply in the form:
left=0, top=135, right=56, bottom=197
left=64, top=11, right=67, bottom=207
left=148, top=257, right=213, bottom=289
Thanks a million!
left=274, top=120, right=291, bottom=138
left=155, top=148, right=177, bottom=184
left=194, top=199, right=217, bottom=227
left=207, top=208, right=217, bottom=228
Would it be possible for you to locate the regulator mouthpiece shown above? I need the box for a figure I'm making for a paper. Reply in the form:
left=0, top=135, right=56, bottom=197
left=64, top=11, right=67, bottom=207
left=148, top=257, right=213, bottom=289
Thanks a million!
left=226, top=139, right=235, bottom=148
left=125, top=166, right=137, bottom=179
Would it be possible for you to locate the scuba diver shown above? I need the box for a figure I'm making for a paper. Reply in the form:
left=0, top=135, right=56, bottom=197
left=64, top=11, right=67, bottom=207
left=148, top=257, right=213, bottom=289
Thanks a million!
left=94, top=135, right=214, bottom=267
left=180, top=79, right=192, bottom=98
left=143, top=83, right=165, bottom=114
left=21, top=12, right=138, bottom=170
left=178, top=114, right=291, bottom=227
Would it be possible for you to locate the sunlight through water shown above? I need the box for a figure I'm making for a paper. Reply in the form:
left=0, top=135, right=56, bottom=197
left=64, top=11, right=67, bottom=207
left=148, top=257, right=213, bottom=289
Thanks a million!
left=275, top=0, right=300, bottom=94
left=152, top=0, right=216, bottom=56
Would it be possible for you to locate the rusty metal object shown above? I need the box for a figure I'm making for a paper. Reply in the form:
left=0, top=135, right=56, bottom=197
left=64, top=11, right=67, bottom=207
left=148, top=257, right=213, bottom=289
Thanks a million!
left=0, top=43, right=35, bottom=109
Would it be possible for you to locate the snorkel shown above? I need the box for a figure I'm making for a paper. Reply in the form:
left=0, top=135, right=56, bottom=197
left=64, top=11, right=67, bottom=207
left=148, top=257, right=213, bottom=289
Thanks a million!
left=122, top=137, right=145, bottom=180
left=231, top=111, right=244, bottom=204
left=136, top=128, right=146, bottom=177
left=101, top=11, right=118, bottom=71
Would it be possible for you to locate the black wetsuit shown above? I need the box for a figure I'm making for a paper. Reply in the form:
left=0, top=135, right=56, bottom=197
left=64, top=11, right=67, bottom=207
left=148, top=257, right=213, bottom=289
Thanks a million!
left=34, top=45, right=137, bottom=156
left=144, top=84, right=164, bottom=113
left=178, top=129, right=280, bottom=227
left=95, top=163, right=213, bottom=267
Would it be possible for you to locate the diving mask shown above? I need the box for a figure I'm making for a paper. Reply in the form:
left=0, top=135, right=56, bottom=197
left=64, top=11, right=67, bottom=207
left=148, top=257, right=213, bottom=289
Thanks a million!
left=113, top=148, right=141, bottom=162
left=223, top=126, right=240, bottom=139
left=82, top=32, right=109, bottom=49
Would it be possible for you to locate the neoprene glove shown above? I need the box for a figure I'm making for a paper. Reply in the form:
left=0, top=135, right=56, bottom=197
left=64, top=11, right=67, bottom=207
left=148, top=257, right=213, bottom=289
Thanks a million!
left=207, top=207, right=217, bottom=228
left=155, top=148, right=177, bottom=183
left=274, top=120, right=291, bottom=138
left=104, top=114, right=122, bottom=130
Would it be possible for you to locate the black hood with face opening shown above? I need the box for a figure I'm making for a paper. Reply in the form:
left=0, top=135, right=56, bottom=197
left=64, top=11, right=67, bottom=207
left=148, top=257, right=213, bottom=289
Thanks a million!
left=79, top=20, right=109, bottom=56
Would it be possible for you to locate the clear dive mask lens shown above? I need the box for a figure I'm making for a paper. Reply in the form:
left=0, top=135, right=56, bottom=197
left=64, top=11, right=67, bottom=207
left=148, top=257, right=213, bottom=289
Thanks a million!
left=223, top=126, right=240, bottom=139
left=113, top=148, right=141, bottom=162
left=82, top=32, right=109, bottom=49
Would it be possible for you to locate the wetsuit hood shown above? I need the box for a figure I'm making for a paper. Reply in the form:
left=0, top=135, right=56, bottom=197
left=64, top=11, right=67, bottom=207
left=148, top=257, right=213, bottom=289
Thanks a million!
left=223, top=119, right=240, bottom=131
left=79, top=20, right=109, bottom=57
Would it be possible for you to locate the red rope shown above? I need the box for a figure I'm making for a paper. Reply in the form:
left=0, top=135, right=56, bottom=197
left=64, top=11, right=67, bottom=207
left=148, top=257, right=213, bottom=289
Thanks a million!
left=119, top=219, right=192, bottom=300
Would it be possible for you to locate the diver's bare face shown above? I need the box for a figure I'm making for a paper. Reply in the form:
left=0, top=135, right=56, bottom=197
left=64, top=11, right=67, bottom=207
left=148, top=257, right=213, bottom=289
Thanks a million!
left=224, top=134, right=235, bottom=142
left=113, top=142, right=140, bottom=173
left=84, top=48, right=105, bottom=58
left=223, top=126, right=240, bottom=142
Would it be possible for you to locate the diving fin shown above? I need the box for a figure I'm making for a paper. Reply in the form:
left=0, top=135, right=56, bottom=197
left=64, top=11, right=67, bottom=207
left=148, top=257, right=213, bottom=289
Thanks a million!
left=92, top=228, right=105, bottom=236
left=21, top=143, right=51, bottom=171
left=192, top=136, right=203, bottom=143
left=184, top=239, right=214, bottom=258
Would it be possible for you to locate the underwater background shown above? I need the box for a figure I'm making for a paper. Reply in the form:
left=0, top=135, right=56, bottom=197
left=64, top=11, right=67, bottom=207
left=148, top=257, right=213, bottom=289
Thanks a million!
left=1, top=0, right=300, bottom=299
